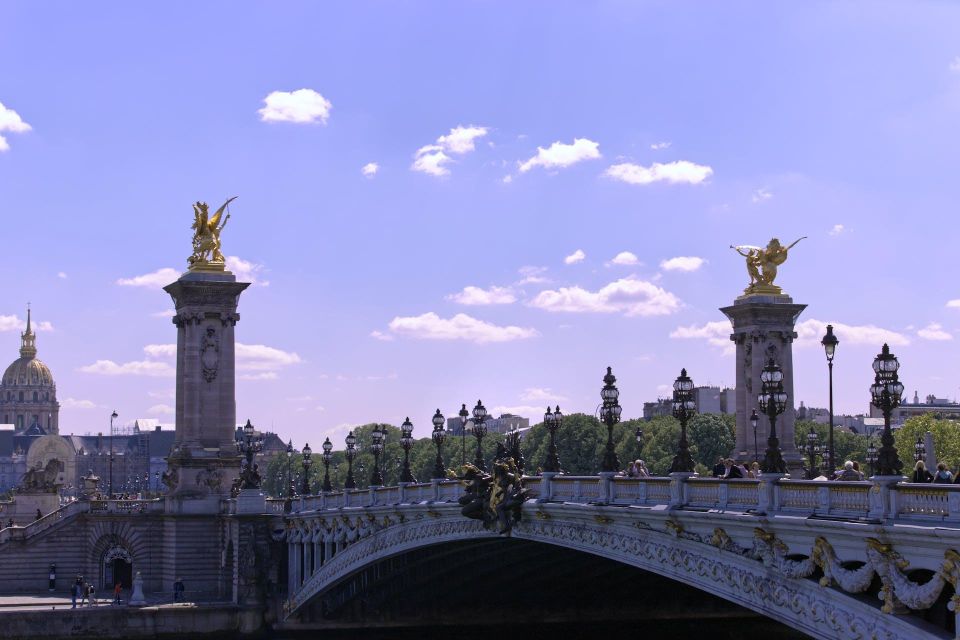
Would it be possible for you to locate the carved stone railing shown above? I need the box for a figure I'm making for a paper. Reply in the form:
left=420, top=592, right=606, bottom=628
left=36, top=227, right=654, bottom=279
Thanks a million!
left=88, top=498, right=164, bottom=515
left=0, top=500, right=88, bottom=544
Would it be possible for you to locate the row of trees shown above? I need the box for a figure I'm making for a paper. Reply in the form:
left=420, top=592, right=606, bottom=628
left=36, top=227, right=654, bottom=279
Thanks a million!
left=260, top=413, right=960, bottom=496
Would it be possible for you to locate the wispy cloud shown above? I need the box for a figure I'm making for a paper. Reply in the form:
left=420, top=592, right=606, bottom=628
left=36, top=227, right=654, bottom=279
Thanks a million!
left=605, top=160, right=712, bottom=185
left=412, top=125, right=488, bottom=177
left=752, top=188, right=773, bottom=203
left=516, top=266, right=549, bottom=285
left=57, top=272, right=67, bottom=279
left=650, top=141, right=671, bottom=150
left=828, top=224, right=845, bottom=237
left=918, top=322, right=952, bottom=341
left=519, top=138, right=601, bottom=173
left=116, top=267, right=179, bottom=289
left=529, top=277, right=680, bottom=317
left=147, top=403, right=174, bottom=415
left=258, top=88, right=332, bottom=124
left=0, top=314, right=53, bottom=332
left=947, top=300, right=960, bottom=309
left=226, top=256, right=269, bottom=286
left=609, top=251, right=640, bottom=266
left=660, top=256, right=705, bottom=272
left=369, top=330, right=395, bottom=342
left=79, top=360, right=174, bottom=377
left=361, top=162, right=379, bottom=177
left=671, top=318, right=912, bottom=351
left=950, top=56, right=960, bottom=72
left=0, top=102, right=32, bottom=152
left=446, top=285, right=516, bottom=305
left=519, top=387, right=567, bottom=403
left=564, top=249, right=586, bottom=265
left=61, top=398, right=98, bottom=410
left=386, top=312, right=538, bottom=343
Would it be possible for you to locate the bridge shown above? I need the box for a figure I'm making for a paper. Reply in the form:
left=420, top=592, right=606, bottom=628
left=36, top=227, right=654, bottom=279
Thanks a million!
left=278, top=474, right=960, bottom=640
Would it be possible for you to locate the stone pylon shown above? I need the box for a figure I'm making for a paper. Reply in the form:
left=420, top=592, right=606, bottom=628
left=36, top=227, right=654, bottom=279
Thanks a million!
left=720, top=294, right=806, bottom=475
left=163, top=270, right=249, bottom=501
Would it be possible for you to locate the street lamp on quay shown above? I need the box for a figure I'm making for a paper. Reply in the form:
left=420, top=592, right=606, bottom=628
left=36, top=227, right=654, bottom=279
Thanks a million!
left=866, top=440, right=879, bottom=476
left=543, top=405, right=563, bottom=473
left=870, top=343, right=905, bottom=477
left=472, top=401, right=488, bottom=471
left=458, top=404, right=469, bottom=467
left=109, top=410, right=118, bottom=498
left=758, top=359, right=788, bottom=474
left=750, top=408, right=760, bottom=463
left=321, top=438, right=333, bottom=492
left=344, top=431, right=357, bottom=489
left=805, top=427, right=820, bottom=480
left=821, top=324, right=840, bottom=475
left=635, top=427, right=645, bottom=460
left=301, top=443, right=313, bottom=495
left=600, top=367, right=622, bottom=473
left=237, top=419, right=263, bottom=489
left=431, top=409, right=446, bottom=479
left=400, top=418, right=416, bottom=483
left=914, top=436, right=926, bottom=463
left=669, top=368, right=697, bottom=473
left=285, top=440, right=294, bottom=511
left=370, top=426, right=385, bottom=486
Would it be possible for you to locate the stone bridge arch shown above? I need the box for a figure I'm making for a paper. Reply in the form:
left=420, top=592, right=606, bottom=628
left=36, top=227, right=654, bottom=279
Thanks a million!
left=284, top=504, right=953, bottom=640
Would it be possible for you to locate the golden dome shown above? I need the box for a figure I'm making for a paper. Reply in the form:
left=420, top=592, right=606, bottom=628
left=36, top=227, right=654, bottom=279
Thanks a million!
left=3, top=356, right=54, bottom=387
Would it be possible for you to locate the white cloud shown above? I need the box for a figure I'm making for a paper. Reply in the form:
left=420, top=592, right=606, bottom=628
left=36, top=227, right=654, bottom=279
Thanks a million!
left=240, top=372, right=278, bottom=381
left=369, top=330, right=395, bottom=342
left=828, top=224, right=845, bottom=237
left=660, top=256, right=705, bottom=272
left=411, top=125, right=488, bottom=177
left=225, top=256, right=269, bottom=286
left=143, top=344, right=176, bottom=359
left=61, top=398, right=97, bottom=410
left=516, top=265, right=549, bottom=285
left=361, top=162, right=379, bottom=177
left=519, top=387, right=567, bottom=403
left=491, top=405, right=546, bottom=418
left=669, top=321, right=732, bottom=347
left=671, top=318, right=911, bottom=350
left=386, top=312, right=538, bottom=343
left=258, top=88, right=332, bottom=124
left=502, top=175, right=513, bottom=184
left=519, top=138, right=601, bottom=173
left=918, top=322, right=953, bottom=341
left=116, top=267, right=179, bottom=289
left=529, top=276, right=680, bottom=317
left=752, top=188, right=773, bottom=203
left=152, top=309, right=176, bottom=318
left=0, top=314, right=53, bottom=332
left=446, top=286, right=516, bottom=306
left=564, top=249, right=586, bottom=265
left=650, top=141, right=671, bottom=150
left=950, top=56, right=960, bottom=72
left=79, top=360, right=175, bottom=377
left=148, top=389, right=174, bottom=399
left=947, top=300, right=960, bottom=309
left=147, top=403, right=174, bottom=415
left=235, top=343, right=302, bottom=371
left=57, top=272, right=67, bottom=279
left=604, top=160, right=713, bottom=185
left=0, top=102, right=32, bottom=152
left=610, top=251, right=640, bottom=266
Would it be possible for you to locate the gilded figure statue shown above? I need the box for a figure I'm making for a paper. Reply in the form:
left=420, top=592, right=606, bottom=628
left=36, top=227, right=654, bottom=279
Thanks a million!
left=188, top=196, right=237, bottom=271
left=730, top=237, right=806, bottom=296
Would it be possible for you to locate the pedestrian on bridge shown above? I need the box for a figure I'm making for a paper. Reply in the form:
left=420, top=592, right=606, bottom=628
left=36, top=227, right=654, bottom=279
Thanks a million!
left=912, top=460, right=933, bottom=483
left=933, top=463, right=953, bottom=483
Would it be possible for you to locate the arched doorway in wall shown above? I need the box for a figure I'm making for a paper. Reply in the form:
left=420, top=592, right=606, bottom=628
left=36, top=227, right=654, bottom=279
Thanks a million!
left=101, top=545, right=133, bottom=590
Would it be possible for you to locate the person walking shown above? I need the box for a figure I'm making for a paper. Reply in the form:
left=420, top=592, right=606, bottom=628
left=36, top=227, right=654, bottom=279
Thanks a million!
left=80, top=581, right=88, bottom=607
left=113, top=582, right=122, bottom=605
left=712, top=457, right=725, bottom=478
left=912, top=460, right=933, bottom=483
left=174, top=578, right=184, bottom=602
left=87, top=583, right=97, bottom=607
left=71, top=577, right=80, bottom=609
left=933, top=463, right=954, bottom=483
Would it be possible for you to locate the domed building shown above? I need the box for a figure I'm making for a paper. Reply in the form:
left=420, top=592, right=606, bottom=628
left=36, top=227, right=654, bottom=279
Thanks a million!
left=0, top=308, right=59, bottom=435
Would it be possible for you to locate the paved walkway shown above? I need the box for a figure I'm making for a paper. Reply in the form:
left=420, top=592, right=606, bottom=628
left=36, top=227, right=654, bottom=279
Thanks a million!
left=0, top=594, right=193, bottom=611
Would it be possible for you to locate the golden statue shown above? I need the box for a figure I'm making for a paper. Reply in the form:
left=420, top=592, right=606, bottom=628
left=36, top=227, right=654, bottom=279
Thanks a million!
left=730, top=237, right=806, bottom=296
left=188, top=197, right=236, bottom=271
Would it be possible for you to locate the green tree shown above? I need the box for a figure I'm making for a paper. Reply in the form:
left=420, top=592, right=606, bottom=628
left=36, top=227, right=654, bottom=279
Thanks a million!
left=793, top=420, right=869, bottom=474
left=894, top=415, right=960, bottom=470
left=688, top=414, right=735, bottom=469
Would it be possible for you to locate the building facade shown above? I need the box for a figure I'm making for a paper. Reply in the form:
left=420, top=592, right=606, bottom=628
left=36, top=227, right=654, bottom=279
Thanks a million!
left=0, top=308, right=59, bottom=435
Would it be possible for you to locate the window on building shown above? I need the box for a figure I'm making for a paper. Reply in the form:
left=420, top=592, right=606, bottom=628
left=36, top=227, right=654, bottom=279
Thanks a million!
left=32, top=391, right=38, bottom=402
left=17, top=415, right=23, bottom=429
left=18, top=392, right=23, bottom=402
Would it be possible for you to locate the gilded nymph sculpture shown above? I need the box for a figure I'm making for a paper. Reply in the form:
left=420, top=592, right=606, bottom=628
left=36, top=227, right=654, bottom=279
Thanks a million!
left=188, top=196, right=237, bottom=271
left=730, top=236, right=806, bottom=296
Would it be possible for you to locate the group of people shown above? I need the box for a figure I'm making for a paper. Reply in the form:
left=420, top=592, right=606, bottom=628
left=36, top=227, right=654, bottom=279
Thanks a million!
left=911, top=460, right=960, bottom=484
left=711, top=458, right=762, bottom=479
left=624, top=460, right=650, bottom=478
left=70, top=576, right=123, bottom=608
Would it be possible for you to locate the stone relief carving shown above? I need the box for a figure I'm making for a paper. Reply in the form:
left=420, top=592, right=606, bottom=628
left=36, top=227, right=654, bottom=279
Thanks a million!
left=201, top=326, right=220, bottom=382
left=196, top=467, right=223, bottom=492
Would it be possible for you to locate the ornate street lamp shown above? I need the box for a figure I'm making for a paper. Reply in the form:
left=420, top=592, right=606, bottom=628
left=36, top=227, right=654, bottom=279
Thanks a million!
left=635, top=427, right=645, bottom=459
left=109, top=410, right=118, bottom=498
left=750, top=408, right=760, bottom=463
left=600, top=367, right=622, bottom=473
left=914, top=436, right=926, bottom=463
left=458, top=404, right=469, bottom=467
left=806, top=427, right=820, bottom=480
left=758, top=359, right=788, bottom=474
left=543, top=405, right=562, bottom=473
left=669, top=368, right=697, bottom=473
left=237, top=419, right=263, bottom=489
left=321, top=438, right=333, bottom=492
left=821, top=324, right=839, bottom=475
left=866, top=440, right=879, bottom=477
left=344, top=431, right=357, bottom=489
left=370, top=426, right=385, bottom=486
left=284, top=439, right=294, bottom=512
left=431, top=409, right=446, bottom=479
left=301, top=443, right=313, bottom=495
left=400, top=418, right=415, bottom=483
left=870, top=344, right=904, bottom=477
left=472, top=400, right=488, bottom=471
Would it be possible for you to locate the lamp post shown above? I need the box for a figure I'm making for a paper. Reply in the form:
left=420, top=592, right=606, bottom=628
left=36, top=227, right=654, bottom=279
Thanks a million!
left=301, top=443, right=312, bottom=495
left=866, top=440, right=879, bottom=477
left=154, top=470, right=159, bottom=494
left=370, top=426, right=385, bottom=486
left=750, top=408, right=759, bottom=463
left=458, top=404, right=469, bottom=467
left=344, top=431, right=357, bottom=489
left=472, top=400, right=488, bottom=471
left=758, top=359, right=788, bottom=474
left=543, top=406, right=562, bottom=473
left=285, top=440, right=294, bottom=511
left=806, top=427, right=820, bottom=480
left=914, top=436, right=925, bottom=463
left=109, top=410, right=118, bottom=498
left=318, top=438, right=332, bottom=492
left=821, top=324, right=839, bottom=475
left=431, top=409, right=446, bottom=479
left=600, top=367, right=622, bottom=473
left=635, top=427, right=645, bottom=460
left=237, top=419, right=263, bottom=489
left=870, top=344, right=904, bottom=477
left=669, top=368, right=697, bottom=473
left=400, top=418, right=415, bottom=483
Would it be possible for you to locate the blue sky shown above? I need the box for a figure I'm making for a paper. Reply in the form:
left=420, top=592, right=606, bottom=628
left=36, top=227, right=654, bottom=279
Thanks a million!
left=2, top=2, right=959, bottom=446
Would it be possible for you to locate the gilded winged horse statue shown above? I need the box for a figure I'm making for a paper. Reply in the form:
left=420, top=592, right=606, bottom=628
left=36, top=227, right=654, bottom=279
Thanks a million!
left=188, top=196, right=236, bottom=270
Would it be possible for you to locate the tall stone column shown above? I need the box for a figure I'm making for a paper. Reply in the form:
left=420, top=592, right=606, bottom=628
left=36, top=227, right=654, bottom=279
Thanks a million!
left=163, top=270, right=250, bottom=500
left=720, top=294, right=806, bottom=474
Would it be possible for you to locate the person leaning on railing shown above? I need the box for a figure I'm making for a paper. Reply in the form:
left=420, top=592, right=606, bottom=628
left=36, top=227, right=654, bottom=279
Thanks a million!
left=912, top=460, right=933, bottom=483
left=932, top=463, right=954, bottom=483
